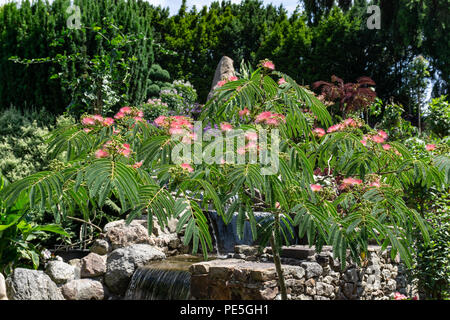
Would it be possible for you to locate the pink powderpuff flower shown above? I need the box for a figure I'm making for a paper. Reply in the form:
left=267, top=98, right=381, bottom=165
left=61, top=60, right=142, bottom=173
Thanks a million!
left=262, top=60, right=275, bottom=70
left=181, top=163, right=194, bottom=173
left=382, top=144, right=392, bottom=150
left=313, top=128, right=326, bottom=137
left=275, top=202, right=281, bottom=209
left=378, top=130, right=388, bottom=140
left=114, top=112, right=125, bottom=119
left=137, top=111, right=144, bottom=118
left=237, top=146, right=247, bottom=155
left=228, top=76, right=238, bottom=81
left=371, top=135, right=385, bottom=144
left=103, top=117, right=114, bottom=126
left=169, top=127, right=186, bottom=135
left=83, top=128, right=92, bottom=133
left=265, top=118, right=280, bottom=126
left=134, top=117, right=144, bottom=122
left=154, top=115, right=167, bottom=127
left=272, top=113, right=286, bottom=123
left=119, top=106, right=132, bottom=114
left=310, top=184, right=322, bottom=192
left=82, top=117, right=95, bottom=126
left=113, top=128, right=121, bottom=135
left=342, top=177, right=363, bottom=185
left=92, top=114, right=104, bottom=122
left=239, top=108, right=250, bottom=117
left=246, top=141, right=258, bottom=150
left=344, top=118, right=358, bottom=127
left=245, top=131, right=258, bottom=141
left=327, top=124, right=343, bottom=133
left=426, top=144, right=436, bottom=151
left=394, top=292, right=407, bottom=300
left=255, top=111, right=273, bottom=123
left=95, top=149, right=109, bottom=159
left=278, top=78, right=287, bottom=85
left=220, top=122, right=233, bottom=132
left=217, top=80, right=228, bottom=87
left=133, top=161, right=143, bottom=169
left=360, top=139, right=367, bottom=146
left=370, top=180, right=381, bottom=188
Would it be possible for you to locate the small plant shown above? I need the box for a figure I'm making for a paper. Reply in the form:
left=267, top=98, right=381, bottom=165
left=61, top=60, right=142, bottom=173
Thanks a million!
left=141, top=98, right=169, bottom=122
left=425, top=95, right=450, bottom=138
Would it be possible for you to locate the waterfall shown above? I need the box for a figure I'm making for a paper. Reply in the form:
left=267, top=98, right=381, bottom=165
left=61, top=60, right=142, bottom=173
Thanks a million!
left=125, top=255, right=202, bottom=300
left=208, top=210, right=299, bottom=253
left=125, top=267, right=191, bottom=300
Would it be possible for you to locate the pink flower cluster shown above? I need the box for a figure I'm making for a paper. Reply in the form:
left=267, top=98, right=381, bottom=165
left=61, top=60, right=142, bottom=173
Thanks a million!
left=327, top=118, right=362, bottom=133
left=237, top=141, right=258, bottom=155
left=220, top=122, right=233, bottom=132
left=310, top=184, right=322, bottom=192
left=216, top=76, right=239, bottom=88
left=239, top=107, right=250, bottom=117
left=426, top=144, right=436, bottom=151
left=81, top=115, right=115, bottom=132
left=154, top=115, right=196, bottom=144
left=255, top=111, right=286, bottom=126
left=261, top=60, right=275, bottom=70
left=313, top=128, right=326, bottom=137
left=180, top=163, right=194, bottom=173
left=278, top=78, right=287, bottom=85
left=114, top=106, right=145, bottom=122
left=95, top=141, right=131, bottom=159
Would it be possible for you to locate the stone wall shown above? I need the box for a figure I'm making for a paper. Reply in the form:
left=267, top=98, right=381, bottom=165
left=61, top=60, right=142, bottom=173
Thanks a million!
left=189, top=245, right=417, bottom=300
left=4, top=217, right=186, bottom=300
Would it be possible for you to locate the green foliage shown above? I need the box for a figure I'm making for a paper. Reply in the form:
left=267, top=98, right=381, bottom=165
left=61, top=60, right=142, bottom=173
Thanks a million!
left=411, top=190, right=450, bottom=300
left=141, top=98, right=169, bottom=122
left=0, top=108, right=53, bottom=183
left=425, top=95, right=450, bottom=138
left=0, top=174, right=69, bottom=275
left=0, top=0, right=156, bottom=114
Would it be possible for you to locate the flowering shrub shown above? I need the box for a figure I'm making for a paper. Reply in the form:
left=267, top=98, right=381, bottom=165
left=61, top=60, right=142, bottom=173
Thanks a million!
left=140, top=98, right=169, bottom=122
left=2, top=60, right=449, bottom=300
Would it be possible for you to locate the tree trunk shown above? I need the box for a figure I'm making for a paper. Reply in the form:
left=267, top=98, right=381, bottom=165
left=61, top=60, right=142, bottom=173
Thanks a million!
left=270, top=212, right=288, bottom=300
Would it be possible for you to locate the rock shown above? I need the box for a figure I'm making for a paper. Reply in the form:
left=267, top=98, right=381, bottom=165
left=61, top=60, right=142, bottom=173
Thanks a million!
left=167, top=217, right=179, bottom=233
left=68, top=259, right=81, bottom=279
left=235, top=245, right=259, bottom=256
left=81, top=253, right=107, bottom=278
left=283, top=266, right=306, bottom=280
left=316, top=282, right=334, bottom=297
left=61, top=279, right=104, bottom=300
left=299, top=294, right=313, bottom=300
left=301, top=262, right=323, bottom=278
left=6, top=268, right=65, bottom=300
left=90, top=239, right=110, bottom=255
left=207, top=56, right=236, bottom=101
left=344, top=268, right=359, bottom=283
left=105, top=244, right=165, bottom=295
left=0, top=272, right=7, bottom=300
left=104, top=220, right=152, bottom=250
left=45, top=260, right=76, bottom=284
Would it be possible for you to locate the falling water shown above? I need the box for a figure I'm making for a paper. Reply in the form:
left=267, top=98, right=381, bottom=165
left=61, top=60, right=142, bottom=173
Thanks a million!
left=125, top=255, right=202, bottom=300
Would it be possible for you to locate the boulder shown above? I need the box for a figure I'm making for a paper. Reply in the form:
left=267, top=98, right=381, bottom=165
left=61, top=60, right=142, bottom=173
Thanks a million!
left=301, top=262, right=323, bottom=279
left=207, top=56, right=236, bottom=101
left=61, top=279, right=104, bottom=300
left=90, top=239, right=110, bottom=255
left=104, top=220, right=152, bottom=250
left=80, top=253, right=107, bottom=278
left=105, top=244, right=165, bottom=295
left=0, top=272, right=7, bottom=300
left=45, top=260, right=76, bottom=284
left=6, top=268, right=64, bottom=300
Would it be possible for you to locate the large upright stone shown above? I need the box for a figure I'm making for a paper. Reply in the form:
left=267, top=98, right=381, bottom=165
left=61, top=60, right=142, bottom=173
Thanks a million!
left=207, top=56, right=236, bottom=101
left=0, top=272, right=7, bottom=300
left=105, top=244, right=165, bottom=295
left=6, top=268, right=64, bottom=300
